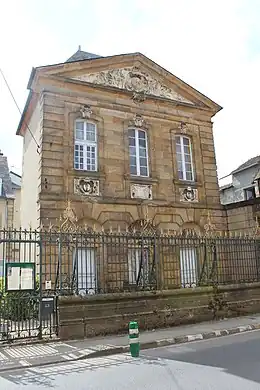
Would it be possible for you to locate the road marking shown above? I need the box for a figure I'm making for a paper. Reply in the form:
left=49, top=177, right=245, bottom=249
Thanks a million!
left=6, top=345, right=58, bottom=358
left=0, top=352, right=8, bottom=361
left=79, top=348, right=95, bottom=355
left=19, top=360, right=31, bottom=367
left=61, top=355, right=73, bottom=360
left=67, top=353, right=78, bottom=359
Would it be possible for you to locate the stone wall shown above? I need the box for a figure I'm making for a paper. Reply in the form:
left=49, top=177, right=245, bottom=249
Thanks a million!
left=225, top=198, right=260, bottom=233
left=58, top=282, right=260, bottom=340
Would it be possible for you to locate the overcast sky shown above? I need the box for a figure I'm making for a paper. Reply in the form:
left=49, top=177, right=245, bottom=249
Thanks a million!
left=0, top=0, right=259, bottom=182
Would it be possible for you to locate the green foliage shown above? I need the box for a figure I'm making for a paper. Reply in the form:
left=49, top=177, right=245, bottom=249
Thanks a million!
left=0, top=277, right=40, bottom=322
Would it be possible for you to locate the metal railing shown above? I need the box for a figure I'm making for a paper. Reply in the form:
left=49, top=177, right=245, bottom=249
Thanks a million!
left=1, top=228, right=259, bottom=296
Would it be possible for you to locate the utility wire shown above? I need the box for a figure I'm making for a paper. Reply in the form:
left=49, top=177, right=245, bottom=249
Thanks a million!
left=0, top=68, right=40, bottom=154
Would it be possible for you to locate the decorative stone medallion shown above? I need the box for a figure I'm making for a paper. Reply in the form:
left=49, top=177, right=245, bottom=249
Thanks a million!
left=179, top=187, right=198, bottom=202
left=131, top=184, right=152, bottom=200
left=80, top=105, right=92, bottom=119
left=74, top=178, right=99, bottom=196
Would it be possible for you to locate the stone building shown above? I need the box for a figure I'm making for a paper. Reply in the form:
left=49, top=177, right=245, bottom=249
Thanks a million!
left=220, top=155, right=260, bottom=233
left=220, top=155, right=260, bottom=205
left=0, top=151, right=21, bottom=276
left=17, top=48, right=226, bottom=234
left=0, top=151, right=21, bottom=229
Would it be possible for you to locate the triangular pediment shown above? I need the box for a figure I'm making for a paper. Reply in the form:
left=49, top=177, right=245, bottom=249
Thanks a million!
left=28, top=53, right=222, bottom=116
left=69, top=66, right=195, bottom=105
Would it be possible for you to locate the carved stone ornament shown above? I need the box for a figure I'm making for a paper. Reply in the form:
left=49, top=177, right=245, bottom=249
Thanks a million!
left=179, top=187, right=198, bottom=203
left=72, top=67, right=194, bottom=104
left=74, top=178, right=99, bottom=196
left=132, top=92, right=146, bottom=103
left=178, top=122, right=188, bottom=134
left=131, top=184, right=152, bottom=200
left=80, top=105, right=92, bottom=119
left=130, top=114, right=145, bottom=128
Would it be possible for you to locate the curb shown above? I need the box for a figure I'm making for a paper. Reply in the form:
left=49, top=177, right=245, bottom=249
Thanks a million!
left=1, top=322, right=260, bottom=373
left=85, top=322, right=260, bottom=359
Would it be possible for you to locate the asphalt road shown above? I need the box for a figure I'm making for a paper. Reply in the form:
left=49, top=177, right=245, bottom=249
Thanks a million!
left=1, top=330, right=260, bottom=389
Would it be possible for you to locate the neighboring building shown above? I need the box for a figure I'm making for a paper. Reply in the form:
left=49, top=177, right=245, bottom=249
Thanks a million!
left=0, top=152, right=21, bottom=276
left=220, top=155, right=260, bottom=205
left=17, top=48, right=226, bottom=234
left=0, top=152, right=21, bottom=229
left=219, top=156, right=260, bottom=233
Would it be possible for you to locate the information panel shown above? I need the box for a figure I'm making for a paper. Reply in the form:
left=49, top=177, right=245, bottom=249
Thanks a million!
left=5, top=263, right=35, bottom=292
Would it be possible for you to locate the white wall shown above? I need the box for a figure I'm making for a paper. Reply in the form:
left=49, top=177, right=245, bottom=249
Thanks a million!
left=20, top=100, right=41, bottom=229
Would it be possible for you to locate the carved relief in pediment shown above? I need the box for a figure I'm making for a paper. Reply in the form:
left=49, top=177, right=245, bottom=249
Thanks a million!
left=71, top=67, right=194, bottom=104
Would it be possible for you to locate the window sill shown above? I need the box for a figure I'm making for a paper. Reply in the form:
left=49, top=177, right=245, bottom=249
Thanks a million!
left=124, top=174, right=159, bottom=184
left=173, top=179, right=202, bottom=187
left=73, top=170, right=106, bottom=179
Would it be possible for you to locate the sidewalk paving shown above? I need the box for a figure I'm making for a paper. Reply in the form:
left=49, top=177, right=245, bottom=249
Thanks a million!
left=1, top=313, right=260, bottom=372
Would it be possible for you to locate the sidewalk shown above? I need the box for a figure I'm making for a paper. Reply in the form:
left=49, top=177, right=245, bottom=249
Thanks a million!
left=1, top=314, right=260, bottom=372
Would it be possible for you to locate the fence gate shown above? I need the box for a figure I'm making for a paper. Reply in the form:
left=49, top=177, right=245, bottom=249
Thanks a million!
left=0, top=229, right=58, bottom=343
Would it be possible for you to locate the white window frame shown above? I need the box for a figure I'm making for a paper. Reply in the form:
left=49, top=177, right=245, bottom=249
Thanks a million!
left=128, top=128, right=149, bottom=177
left=72, top=247, right=97, bottom=295
left=176, top=135, right=195, bottom=181
left=128, top=247, right=150, bottom=285
left=74, top=120, right=98, bottom=171
left=180, top=247, right=198, bottom=288
left=0, top=178, right=2, bottom=196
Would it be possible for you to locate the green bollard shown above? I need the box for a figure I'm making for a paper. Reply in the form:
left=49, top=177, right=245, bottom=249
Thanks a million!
left=129, top=321, right=140, bottom=357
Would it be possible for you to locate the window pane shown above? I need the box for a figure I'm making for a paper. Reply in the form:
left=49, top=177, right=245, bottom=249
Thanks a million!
left=177, top=161, right=183, bottom=171
left=184, top=153, right=191, bottom=162
left=139, top=157, right=147, bottom=167
left=140, top=166, right=148, bottom=176
left=74, top=144, right=84, bottom=170
left=128, top=129, right=135, bottom=138
left=184, top=145, right=190, bottom=154
left=139, top=138, right=146, bottom=148
left=176, top=152, right=183, bottom=163
left=76, top=121, right=84, bottom=130
left=176, top=136, right=181, bottom=144
left=129, top=146, right=136, bottom=156
left=138, top=130, right=146, bottom=139
left=183, top=137, right=190, bottom=146
left=185, top=163, right=192, bottom=172
left=178, top=170, right=183, bottom=180
left=139, top=148, right=147, bottom=158
left=75, top=121, right=85, bottom=140
left=176, top=144, right=182, bottom=153
left=186, top=171, right=193, bottom=181
left=86, top=145, right=97, bottom=171
left=130, top=156, right=136, bottom=166
left=86, top=123, right=96, bottom=142
left=130, top=165, right=137, bottom=175
left=129, top=137, right=135, bottom=146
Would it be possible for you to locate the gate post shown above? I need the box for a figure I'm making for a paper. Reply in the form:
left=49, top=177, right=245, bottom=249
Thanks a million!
left=38, top=239, right=43, bottom=340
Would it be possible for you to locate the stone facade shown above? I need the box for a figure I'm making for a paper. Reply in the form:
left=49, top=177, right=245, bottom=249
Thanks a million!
left=18, top=52, right=226, bottom=233
left=225, top=197, right=260, bottom=233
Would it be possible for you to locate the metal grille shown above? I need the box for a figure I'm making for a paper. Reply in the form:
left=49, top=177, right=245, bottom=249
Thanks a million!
left=0, top=227, right=259, bottom=341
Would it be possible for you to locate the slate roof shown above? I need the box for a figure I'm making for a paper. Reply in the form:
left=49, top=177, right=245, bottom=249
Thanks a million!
left=66, top=48, right=102, bottom=63
left=231, top=155, right=260, bottom=175
left=0, top=151, right=15, bottom=198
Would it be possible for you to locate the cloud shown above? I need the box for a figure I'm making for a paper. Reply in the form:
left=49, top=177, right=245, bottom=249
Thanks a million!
left=0, top=0, right=259, bottom=178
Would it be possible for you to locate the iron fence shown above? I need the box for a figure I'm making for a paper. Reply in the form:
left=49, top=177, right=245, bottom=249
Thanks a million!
left=0, top=229, right=57, bottom=341
left=0, top=228, right=260, bottom=298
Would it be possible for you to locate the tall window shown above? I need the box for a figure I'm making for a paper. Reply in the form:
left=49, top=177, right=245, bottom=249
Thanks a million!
left=74, top=120, right=97, bottom=171
left=176, top=135, right=194, bottom=181
left=128, top=128, right=149, bottom=176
